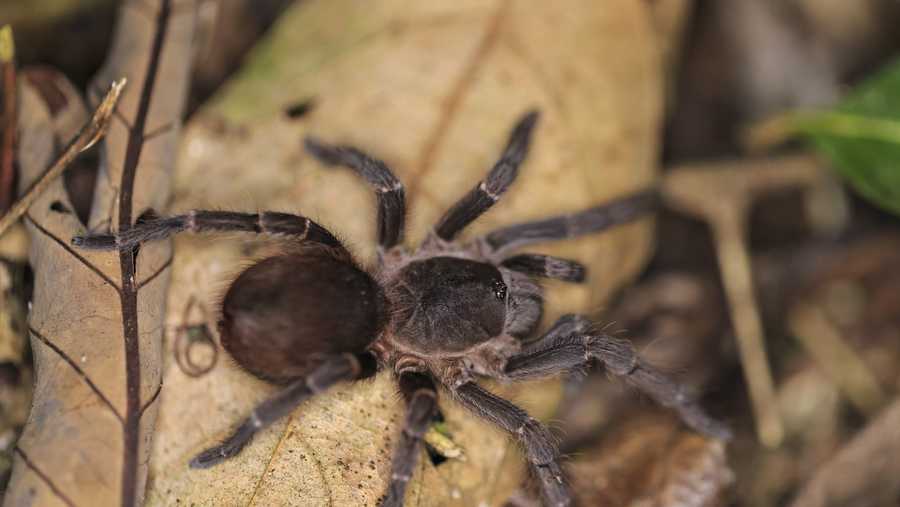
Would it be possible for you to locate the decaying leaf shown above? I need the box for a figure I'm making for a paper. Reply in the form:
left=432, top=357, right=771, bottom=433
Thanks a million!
left=4, top=1, right=194, bottom=506
left=145, top=1, right=674, bottom=505
left=0, top=260, right=26, bottom=367
left=0, top=0, right=115, bottom=30
left=568, top=411, right=733, bottom=507
left=790, top=397, right=900, bottom=507
left=0, top=253, right=30, bottom=492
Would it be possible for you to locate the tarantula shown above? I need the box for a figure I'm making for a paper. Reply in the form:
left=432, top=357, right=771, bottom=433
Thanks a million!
left=73, top=111, right=730, bottom=506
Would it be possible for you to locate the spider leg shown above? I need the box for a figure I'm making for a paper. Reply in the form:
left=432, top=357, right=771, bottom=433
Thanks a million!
left=432, top=111, right=539, bottom=241
left=190, top=353, right=377, bottom=469
left=518, top=314, right=593, bottom=356
left=503, top=315, right=732, bottom=440
left=480, top=189, right=659, bottom=256
left=453, top=381, right=572, bottom=507
left=501, top=254, right=586, bottom=283
left=72, top=210, right=342, bottom=251
left=380, top=373, right=439, bottom=507
left=304, top=138, right=406, bottom=249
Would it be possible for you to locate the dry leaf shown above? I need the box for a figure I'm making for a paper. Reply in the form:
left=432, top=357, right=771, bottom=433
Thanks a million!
left=4, top=1, right=195, bottom=505
left=568, top=412, right=732, bottom=507
left=0, top=262, right=26, bottom=367
left=146, top=1, right=672, bottom=505
left=790, top=398, right=900, bottom=507
left=0, top=0, right=116, bottom=29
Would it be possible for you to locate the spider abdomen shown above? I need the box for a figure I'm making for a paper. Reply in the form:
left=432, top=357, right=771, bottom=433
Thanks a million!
left=219, top=250, right=386, bottom=383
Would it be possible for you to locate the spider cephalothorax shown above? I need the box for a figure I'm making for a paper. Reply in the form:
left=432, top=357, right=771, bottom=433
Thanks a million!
left=74, top=111, right=730, bottom=507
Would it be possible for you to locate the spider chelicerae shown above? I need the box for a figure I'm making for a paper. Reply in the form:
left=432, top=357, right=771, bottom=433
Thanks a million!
left=73, top=111, right=730, bottom=506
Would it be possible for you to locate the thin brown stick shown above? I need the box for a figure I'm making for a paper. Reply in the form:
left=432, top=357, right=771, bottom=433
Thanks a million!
left=662, top=155, right=824, bottom=447
left=1, top=25, right=16, bottom=212
left=0, top=78, right=125, bottom=237
left=712, top=210, right=783, bottom=447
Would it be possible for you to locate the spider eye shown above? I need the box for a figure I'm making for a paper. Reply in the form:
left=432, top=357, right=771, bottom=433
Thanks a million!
left=492, top=280, right=507, bottom=301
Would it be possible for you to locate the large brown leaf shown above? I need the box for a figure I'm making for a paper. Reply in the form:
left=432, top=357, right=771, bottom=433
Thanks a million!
left=4, top=1, right=194, bottom=505
left=146, top=1, right=672, bottom=505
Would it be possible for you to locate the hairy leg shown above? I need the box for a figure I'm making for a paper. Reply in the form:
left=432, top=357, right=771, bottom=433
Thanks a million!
left=504, top=316, right=732, bottom=440
left=380, top=373, right=439, bottom=507
left=304, top=137, right=406, bottom=250
left=432, top=111, right=539, bottom=241
left=516, top=314, right=593, bottom=364
left=453, top=382, right=571, bottom=507
left=501, top=254, right=586, bottom=283
left=72, top=210, right=342, bottom=250
left=190, top=353, right=377, bottom=468
left=480, top=189, right=659, bottom=256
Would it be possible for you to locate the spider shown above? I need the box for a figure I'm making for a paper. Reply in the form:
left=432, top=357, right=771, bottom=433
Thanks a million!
left=73, top=111, right=730, bottom=506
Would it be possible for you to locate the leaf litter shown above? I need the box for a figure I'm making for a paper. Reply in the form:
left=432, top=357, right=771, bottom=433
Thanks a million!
left=145, top=1, right=675, bottom=505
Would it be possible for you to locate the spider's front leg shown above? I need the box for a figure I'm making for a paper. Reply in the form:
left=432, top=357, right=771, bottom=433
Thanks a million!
left=500, top=254, right=586, bottom=283
left=191, top=353, right=377, bottom=468
left=303, top=138, right=406, bottom=251
left=504, top=315, right=732, bottom=440
left=478, top=189, right=659, bottom=258
left=431, top=110, right=539, bottom=242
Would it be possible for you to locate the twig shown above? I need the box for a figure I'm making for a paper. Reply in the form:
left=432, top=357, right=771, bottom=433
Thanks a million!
left=0, top=78, right=125, bottom=237
left=662, top=154, right=825, bottom=448
left=1, top=25, right=16, bottom=212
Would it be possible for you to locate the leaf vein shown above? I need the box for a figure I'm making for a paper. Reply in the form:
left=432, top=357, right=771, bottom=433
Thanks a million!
left=25, top=214, right=121, bottom=293
left=137, top=254, right=172, bottom=290
left=407, top=0, right=510, bottom=200
left=15, top=446, right=78, bottom=507
left=139, top=380, right=163, bottom=418
left=30, top=326, right=124, bottom=422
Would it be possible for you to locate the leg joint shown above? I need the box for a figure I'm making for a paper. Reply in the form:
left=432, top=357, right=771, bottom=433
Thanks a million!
left=516, top=417, right=559, bottom=466
left=588, top=334, right=638, bottom=376
left=391, top=473, right=411, bottom=483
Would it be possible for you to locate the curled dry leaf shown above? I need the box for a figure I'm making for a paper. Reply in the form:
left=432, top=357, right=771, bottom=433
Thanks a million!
left=568, top=412, right=733, bottom=507
left=790, top=397, right=900, bottom=507
left=4, top=1, right=195, bottom=506
left=146, top=1, right=673, bottom=505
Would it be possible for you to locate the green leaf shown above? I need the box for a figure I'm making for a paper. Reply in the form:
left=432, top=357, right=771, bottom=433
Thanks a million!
left=791, top=59, right=900, bottom=215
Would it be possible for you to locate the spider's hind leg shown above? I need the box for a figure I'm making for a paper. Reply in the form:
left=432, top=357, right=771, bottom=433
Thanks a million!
left=190, top=353, right=377, bottom=468
left=503, top=315, right=732, bottom=440
left=72, top=210, right=342, bottom=251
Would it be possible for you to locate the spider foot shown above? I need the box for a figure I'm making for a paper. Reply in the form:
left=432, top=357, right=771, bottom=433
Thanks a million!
left=378, top=484, right=405, bottom=507
left=532, top=463, right=572, bottom=507
left=686, top=408, right=733, bottom=441
left=71, top=234, right=118, bottom=249
left=189, top=438, right=249, bottom=469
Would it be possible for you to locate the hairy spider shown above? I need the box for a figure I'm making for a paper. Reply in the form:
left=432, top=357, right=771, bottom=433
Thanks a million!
left=73, top=111, right=730, bottom=506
